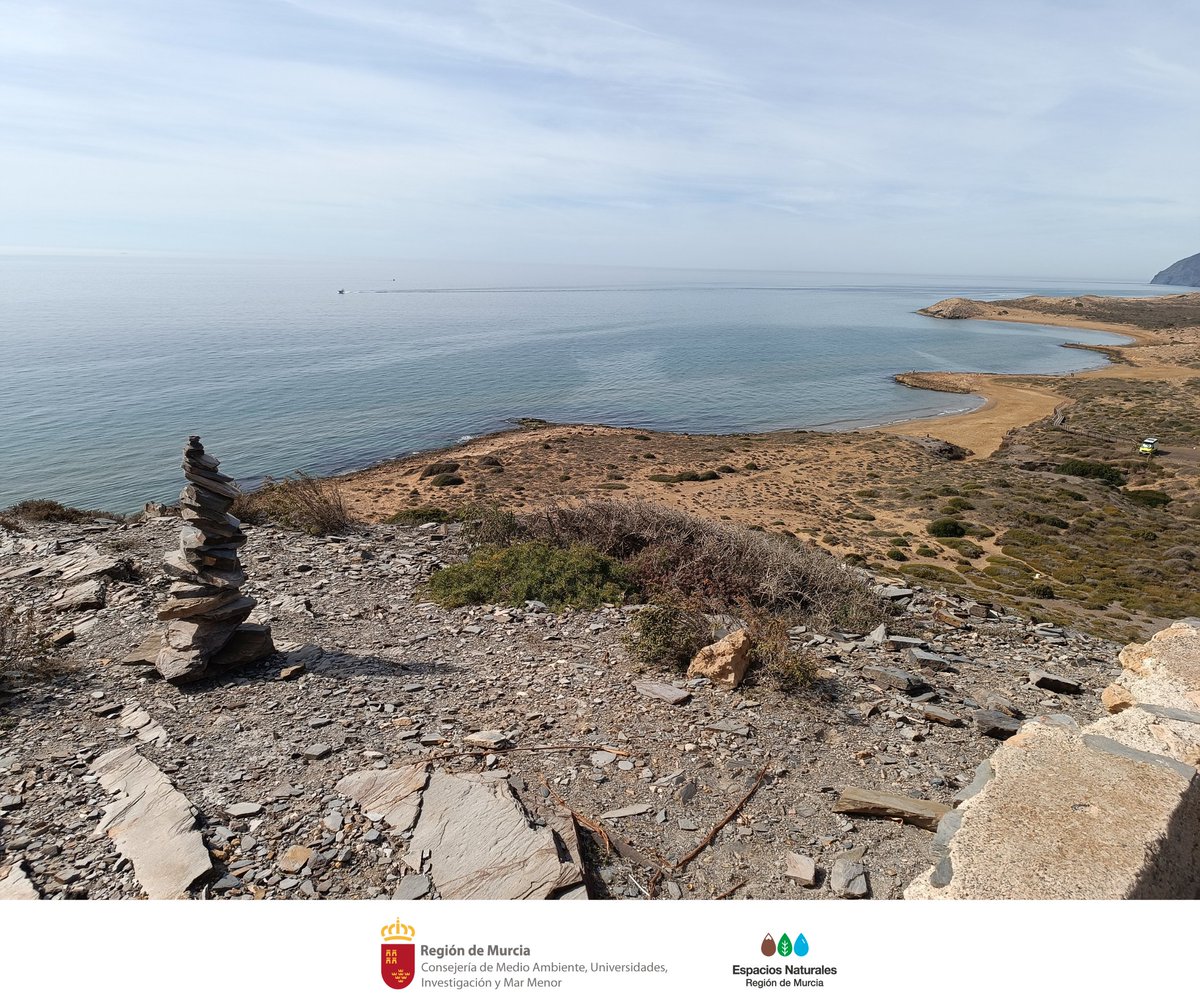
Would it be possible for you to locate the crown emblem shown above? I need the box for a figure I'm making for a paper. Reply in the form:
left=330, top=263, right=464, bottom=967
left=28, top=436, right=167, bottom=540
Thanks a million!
left=381, top=919, right=416, bottom=943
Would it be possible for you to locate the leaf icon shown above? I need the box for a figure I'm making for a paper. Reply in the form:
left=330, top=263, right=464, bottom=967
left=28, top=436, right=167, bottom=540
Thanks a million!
left=777, top=933, right=793, bottom=957
left=761, top=934, right=776, bottom=957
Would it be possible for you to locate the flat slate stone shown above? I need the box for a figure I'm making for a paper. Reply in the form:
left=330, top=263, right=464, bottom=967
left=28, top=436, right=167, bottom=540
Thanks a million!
left=337, top=765, right=431, bottom=833
left=226, top=802, right=262, bottom=818
left=395, top=873, right=432, bottom=900
left=91, top=746, right=213, bottom=899
left=974, top=709, right=1023, bottom=739
left=833, top=787, right=952, bottom=831
left=410, top=771, right=576, bottom=899
left=907, top=648, right=951, bottom=671
left=830, top=858, right=869, bottom=898
left=1029, top=670, right=1083, bottom=694
left=914, top=703, right=964, bottom=728
left=633, top=678, right=690, bottom=705
left=865, top=666, right=929, bottom=694
left=600, top=803, right=652, bottom=820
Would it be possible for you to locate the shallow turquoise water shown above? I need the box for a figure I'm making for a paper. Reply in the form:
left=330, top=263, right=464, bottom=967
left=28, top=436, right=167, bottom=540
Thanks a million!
left=0, top=256, right=1153, bottom=510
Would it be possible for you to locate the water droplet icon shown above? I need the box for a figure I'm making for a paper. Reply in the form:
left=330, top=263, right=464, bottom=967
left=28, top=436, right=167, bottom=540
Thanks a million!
left=794, top=933, right=810, bottom=957
left=761, top=934, right=776, bottom=957
left=777, top=933, right=793, bottom=957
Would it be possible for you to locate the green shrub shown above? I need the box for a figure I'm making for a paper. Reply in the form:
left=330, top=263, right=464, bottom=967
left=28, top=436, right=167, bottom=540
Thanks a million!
left=944, top=539, right=984, bottom=559
left=1055, top=460, right=1126, bottom=486
left=1029, top=582, right=1056, bottom=599
left=419, top=462, right=460, bottom=479
left=940, top=497, right=975, bottom=514
left=898, top=563, right=967, bottom=584
left=628, top=602, right=710, bottom=668
left=387, top=505, right=452, bottom=525
left=926, top=518, right=967, bottom=538
left=427, top=473, right=465, bottom=487
left=455, top=502, right=522, bottom=550
left=916, top=545, right=937, bottom=557
left=1123, top=489, right=1170, bottom=508
left=886, top=549, right=907, bottom=561
left=526, top=500, right=885, bottom=631
left=427, top=541, right=633, bottom=611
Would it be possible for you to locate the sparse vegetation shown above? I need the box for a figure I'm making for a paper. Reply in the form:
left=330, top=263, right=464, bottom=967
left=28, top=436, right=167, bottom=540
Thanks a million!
left=2, top=499, right=123, bottom=525
left=926, top=518, right=967, bottom=538
left=386, top=505, right=452, bottom=526
left=426, top=541, right=632, bottom=611
left=527, top=500, right=885, bottom=631
left=230, top=473, right=354, bottom=535
left=427, top=473, right=465, bottom=487
left=1, top=604, right=68, bottom=686
left=1055, top=459, right=1126, bottom=486
left=628, top=601, right=711, bottom=669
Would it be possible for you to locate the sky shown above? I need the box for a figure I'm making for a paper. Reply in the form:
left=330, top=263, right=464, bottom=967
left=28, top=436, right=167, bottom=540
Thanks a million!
left=1, top=0, right=1197, bottom=278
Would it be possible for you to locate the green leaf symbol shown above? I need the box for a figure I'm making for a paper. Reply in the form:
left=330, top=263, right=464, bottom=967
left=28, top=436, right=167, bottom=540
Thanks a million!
left=777, top=933, right=793, bottom=957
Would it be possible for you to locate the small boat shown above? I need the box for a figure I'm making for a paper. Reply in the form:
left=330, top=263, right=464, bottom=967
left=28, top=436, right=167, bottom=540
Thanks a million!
left=338, top=289, right=345, bottom=295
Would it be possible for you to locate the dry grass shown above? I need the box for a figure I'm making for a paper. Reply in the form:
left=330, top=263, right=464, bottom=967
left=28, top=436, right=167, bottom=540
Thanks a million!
left=526, top=499, right=885, bottom=631
left=231, top=473, right=354, bottom=535
left=2, top=499, right=124, bottom=526
left=1, top=604, right=67, bottom=688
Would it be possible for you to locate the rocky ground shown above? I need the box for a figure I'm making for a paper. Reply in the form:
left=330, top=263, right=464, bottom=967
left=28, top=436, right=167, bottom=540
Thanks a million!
left=0, top=513, right=1121, bottom=901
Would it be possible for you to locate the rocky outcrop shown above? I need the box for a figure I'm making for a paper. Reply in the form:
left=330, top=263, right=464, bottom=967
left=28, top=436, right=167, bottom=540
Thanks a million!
left=1151, top=252, right=1200, bottom=288
left=907, top=621, right=1200, bottom=900
left=155, top=436, right=273, bottom=683
left=916, top=297, right=987, bottom=319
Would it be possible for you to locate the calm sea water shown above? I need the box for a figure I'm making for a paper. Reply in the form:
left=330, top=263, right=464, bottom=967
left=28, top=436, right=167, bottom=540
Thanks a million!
left=0, top=255, right=1163, bottom=512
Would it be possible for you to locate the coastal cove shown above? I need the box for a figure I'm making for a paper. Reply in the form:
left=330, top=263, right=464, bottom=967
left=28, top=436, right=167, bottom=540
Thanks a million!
left=0, top=255, right=1160, bottom=511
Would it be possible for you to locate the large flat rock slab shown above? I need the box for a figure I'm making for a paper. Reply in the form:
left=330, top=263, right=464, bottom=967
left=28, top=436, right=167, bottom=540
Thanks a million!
left=410, top=771, right=578, bottom=900
left=1116, top=621, right=1200, bottom=709
left=91, top=746, right=213, bottom=899
left=908, top=720, right=1200, bottom=899
left=0, top=862, right=39, bottom=900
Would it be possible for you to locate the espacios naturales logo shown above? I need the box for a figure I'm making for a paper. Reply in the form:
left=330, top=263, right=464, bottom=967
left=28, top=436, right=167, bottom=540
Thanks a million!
left=760, top=933, right=809, bottom=957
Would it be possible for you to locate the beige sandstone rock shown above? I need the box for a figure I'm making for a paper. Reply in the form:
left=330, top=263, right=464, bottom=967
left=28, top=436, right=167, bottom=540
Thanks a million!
left=687, top=628, right=751, bottom=688
left=1102, top=682, right=1135, bottom=714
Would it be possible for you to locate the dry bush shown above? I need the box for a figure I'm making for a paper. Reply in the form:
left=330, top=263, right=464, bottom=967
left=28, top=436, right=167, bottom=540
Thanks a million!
left=2, top=499, right=124, bottom=525
left=1, top=605, right=67, bottom=686
left=231, top=473, right=354, bottom=535
left=526, top=499, right=885, bottom=631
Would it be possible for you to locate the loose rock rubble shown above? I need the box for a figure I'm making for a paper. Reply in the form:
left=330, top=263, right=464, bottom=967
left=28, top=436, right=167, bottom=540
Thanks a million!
left=0, top=513, right=1122, bottom=901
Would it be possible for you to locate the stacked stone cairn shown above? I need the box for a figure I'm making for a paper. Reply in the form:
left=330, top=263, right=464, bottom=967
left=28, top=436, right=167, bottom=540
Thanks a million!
left=155, top=436, right=273, bottom=683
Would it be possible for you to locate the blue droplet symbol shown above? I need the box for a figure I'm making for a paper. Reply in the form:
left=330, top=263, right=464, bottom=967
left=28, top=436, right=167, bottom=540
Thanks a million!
left=794, top=933, right=809, bottom=957
left=777, top=933, right=793, bottom=957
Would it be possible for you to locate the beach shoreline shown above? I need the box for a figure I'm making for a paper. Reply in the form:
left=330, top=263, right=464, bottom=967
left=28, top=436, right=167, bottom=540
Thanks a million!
left=329, top=294, right=1184, bottom=503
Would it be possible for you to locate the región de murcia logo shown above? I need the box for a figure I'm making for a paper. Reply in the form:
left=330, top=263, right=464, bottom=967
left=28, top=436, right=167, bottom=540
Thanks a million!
left=381, top=919, right=417, bottom=989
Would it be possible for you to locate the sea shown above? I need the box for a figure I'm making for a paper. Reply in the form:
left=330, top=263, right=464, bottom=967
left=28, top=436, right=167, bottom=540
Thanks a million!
left=0, top=255, right=1172, bottom=512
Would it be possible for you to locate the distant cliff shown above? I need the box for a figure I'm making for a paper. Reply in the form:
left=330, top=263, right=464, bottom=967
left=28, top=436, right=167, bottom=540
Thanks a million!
left=1151, top=252, right=1200, bottom=287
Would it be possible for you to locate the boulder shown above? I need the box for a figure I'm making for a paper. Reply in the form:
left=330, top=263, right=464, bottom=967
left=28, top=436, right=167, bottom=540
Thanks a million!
left=687, top=628, right=751, bottom=688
